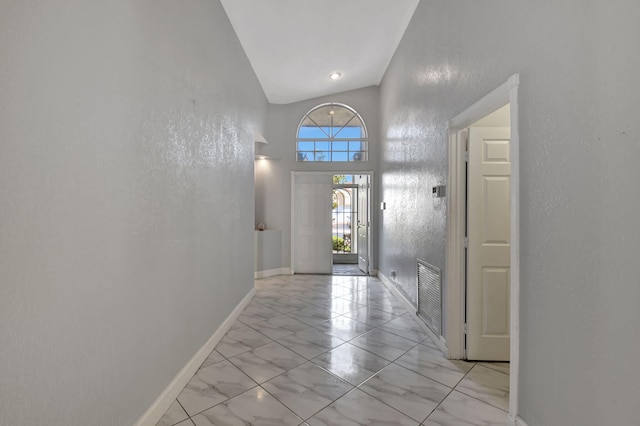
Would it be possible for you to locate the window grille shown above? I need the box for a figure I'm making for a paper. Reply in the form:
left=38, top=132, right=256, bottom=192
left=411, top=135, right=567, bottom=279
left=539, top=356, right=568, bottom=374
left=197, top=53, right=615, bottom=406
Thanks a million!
left=296, top=103, right=368, bottom=162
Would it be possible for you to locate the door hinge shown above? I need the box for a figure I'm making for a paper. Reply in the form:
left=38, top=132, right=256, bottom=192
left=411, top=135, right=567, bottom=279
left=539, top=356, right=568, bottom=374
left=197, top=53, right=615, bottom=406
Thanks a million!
left=463, top=237, right=468, bottom=248
left=464, top=151, right=469, bottom=162
left=463, top=323, right=468, bottom=334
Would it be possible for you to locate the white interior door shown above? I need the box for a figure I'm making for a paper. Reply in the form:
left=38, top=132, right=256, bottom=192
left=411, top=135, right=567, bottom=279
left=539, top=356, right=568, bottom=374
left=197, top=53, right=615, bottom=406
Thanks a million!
left=466, top=127, right=511, bottom=361
left=292, top=173, right=332, bottom=274
left=355, top=174, right=369, bottom=274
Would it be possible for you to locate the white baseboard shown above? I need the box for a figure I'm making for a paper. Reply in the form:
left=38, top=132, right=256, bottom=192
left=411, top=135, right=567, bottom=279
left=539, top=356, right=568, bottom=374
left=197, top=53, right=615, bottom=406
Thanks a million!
left=378, top=271, right=449, bottom=355
left=511, top=416, right=529, bottom=426
left=133, top=287, right=256, bottom=426
left=254, top=267, right=292, bottom=279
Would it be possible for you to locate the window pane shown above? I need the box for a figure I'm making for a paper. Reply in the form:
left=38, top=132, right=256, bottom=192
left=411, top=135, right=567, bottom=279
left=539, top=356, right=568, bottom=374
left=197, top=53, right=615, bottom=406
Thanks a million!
left=315, top=141, right=330, bottom=151
left=331, top=151, right=348, bottom=162
left=297, top=104, right=368, bottom=163
left=314, top=151, right=330, bottom=161
left=332, top=141, right=348, bottom=151
left=297, top=141, right=314, bottom=151
left=297, top=151, right=313, bottom=161
left=307, top=105, right=335, bottom=125
left=336, top=126, right=362, bottom=139
left=299, top=126, right=329, bottom=139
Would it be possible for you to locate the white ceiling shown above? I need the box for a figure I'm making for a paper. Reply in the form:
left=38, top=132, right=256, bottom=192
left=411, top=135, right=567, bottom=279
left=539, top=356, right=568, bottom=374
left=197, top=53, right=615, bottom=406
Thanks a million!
left=220, top=0, right=420, bottom=104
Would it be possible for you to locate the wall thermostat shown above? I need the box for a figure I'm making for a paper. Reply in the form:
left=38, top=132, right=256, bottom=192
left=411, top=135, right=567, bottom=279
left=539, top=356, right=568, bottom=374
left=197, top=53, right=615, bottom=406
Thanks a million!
left=432, top=185, right=446, bottom=198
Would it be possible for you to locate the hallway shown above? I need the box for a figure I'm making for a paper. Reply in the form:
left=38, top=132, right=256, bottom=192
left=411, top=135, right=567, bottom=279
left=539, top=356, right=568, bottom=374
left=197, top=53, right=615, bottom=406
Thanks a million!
left=158, top=275, right=509, bottom=425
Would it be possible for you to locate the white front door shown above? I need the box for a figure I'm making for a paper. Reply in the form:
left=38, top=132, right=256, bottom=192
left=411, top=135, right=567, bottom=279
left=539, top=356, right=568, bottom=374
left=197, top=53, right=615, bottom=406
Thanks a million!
left=355, top=174, right=369, bottom=274
left=466, top=127, right=511, bottom=361
left=292, top=173, right=333, bottom=274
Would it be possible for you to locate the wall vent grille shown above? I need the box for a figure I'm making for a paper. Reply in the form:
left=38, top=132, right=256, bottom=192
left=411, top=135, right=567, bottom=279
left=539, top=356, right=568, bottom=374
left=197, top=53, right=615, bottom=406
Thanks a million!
left=416, top=259, right=442, bottom=336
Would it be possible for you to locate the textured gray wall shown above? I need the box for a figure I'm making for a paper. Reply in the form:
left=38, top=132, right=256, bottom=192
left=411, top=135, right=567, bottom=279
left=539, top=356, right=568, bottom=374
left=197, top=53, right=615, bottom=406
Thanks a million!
left=0, top=1, right=266, bottom=424
left=259, top=86, right=380, bottom=270
left=379, top=1, right=639, bottom=425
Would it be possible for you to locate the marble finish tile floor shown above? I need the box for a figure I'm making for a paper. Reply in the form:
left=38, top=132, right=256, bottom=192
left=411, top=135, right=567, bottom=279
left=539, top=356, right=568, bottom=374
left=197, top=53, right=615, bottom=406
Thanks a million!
left=332, top=264, right=368, bottom=276
left=157, top=274, right=510, bottom=426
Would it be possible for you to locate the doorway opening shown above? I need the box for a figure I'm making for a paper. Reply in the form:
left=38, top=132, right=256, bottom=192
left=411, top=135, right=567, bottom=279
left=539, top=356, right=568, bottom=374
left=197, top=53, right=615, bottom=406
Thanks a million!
left=446, top=74, right=520, bottom=421
left=465, top=104, right=511, bottom=361
left=291, top=172, right=372, bottom=276
left=332, top=176, right=357, bottom=262
left=332, top=174, right=369, bottom=276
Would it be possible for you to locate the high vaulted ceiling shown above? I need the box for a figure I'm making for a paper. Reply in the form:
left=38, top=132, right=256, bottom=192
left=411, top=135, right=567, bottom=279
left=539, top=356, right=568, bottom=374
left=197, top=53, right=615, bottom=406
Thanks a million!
left=220, top=0, right=420, bottom=105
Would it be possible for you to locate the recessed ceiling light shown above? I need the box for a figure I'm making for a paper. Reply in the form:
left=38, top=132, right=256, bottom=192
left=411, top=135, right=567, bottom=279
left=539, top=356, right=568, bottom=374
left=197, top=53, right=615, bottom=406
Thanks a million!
left=328, top=72, right=342, bottom=80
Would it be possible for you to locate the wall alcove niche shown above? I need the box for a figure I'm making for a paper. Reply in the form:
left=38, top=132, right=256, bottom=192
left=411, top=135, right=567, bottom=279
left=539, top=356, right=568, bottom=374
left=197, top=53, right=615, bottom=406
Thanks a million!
left=254, top=131, right=285, bottom=278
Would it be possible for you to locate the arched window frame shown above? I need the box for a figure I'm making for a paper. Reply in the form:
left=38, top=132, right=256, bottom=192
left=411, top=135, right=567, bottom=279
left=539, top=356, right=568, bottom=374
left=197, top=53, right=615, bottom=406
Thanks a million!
left=296, top=102, right=368, bottom=162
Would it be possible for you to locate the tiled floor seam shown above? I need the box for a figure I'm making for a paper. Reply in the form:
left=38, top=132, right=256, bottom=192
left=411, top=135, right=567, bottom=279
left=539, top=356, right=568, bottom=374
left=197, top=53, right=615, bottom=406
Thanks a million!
left=174, top=400, right=195, bottom=426
left=184, top=383, right=262, bottom=420
left=161, top=275, right=509, bottom=425
left=419, top=378, right=463, bottom=424
left=349, top=330, right=422, bottom=363
left=452, top=387, right=509, bottom=413
left=354, top=379, right=437, bottom=424
left=447, top=363, right=509, bottom=414
left=258, top=378, right=350, bottom=423
left=479, top=363, right=511, bottom=376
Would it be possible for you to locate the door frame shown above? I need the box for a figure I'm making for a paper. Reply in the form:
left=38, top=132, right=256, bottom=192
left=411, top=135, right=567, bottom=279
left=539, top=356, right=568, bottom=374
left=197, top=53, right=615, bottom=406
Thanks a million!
left=445, top=74, right=520, bottom=423
left=291, top=171, right=374, bottom=275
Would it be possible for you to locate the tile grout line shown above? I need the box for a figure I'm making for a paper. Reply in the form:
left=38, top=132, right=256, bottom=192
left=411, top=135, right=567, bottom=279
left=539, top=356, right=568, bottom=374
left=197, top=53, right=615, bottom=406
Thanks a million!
left=184, top=383, right=262, bottom=421
left=249, top=276, right=402, bottom=423
left=254, top=360, right=355, bottom=423
left=254, top=384, right=307, bottom=424
left=353, top=361, right=451, bottom=424
left=182, top=329, right=268, bottom=422
left=477, top=362, right=510, bottom=376
left=449, top=364, right=510, bottom=413
left=175, top=275, right=507, bottom=425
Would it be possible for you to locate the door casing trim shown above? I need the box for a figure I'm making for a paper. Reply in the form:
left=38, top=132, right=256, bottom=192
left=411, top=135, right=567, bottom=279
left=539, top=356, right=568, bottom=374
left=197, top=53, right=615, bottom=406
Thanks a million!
left=445, top=74, right=520, bottom=422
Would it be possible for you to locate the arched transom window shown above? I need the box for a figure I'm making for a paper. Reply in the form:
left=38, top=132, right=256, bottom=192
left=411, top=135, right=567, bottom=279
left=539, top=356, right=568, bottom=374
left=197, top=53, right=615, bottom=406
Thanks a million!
left=296, top=103, right=368, bottom=162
